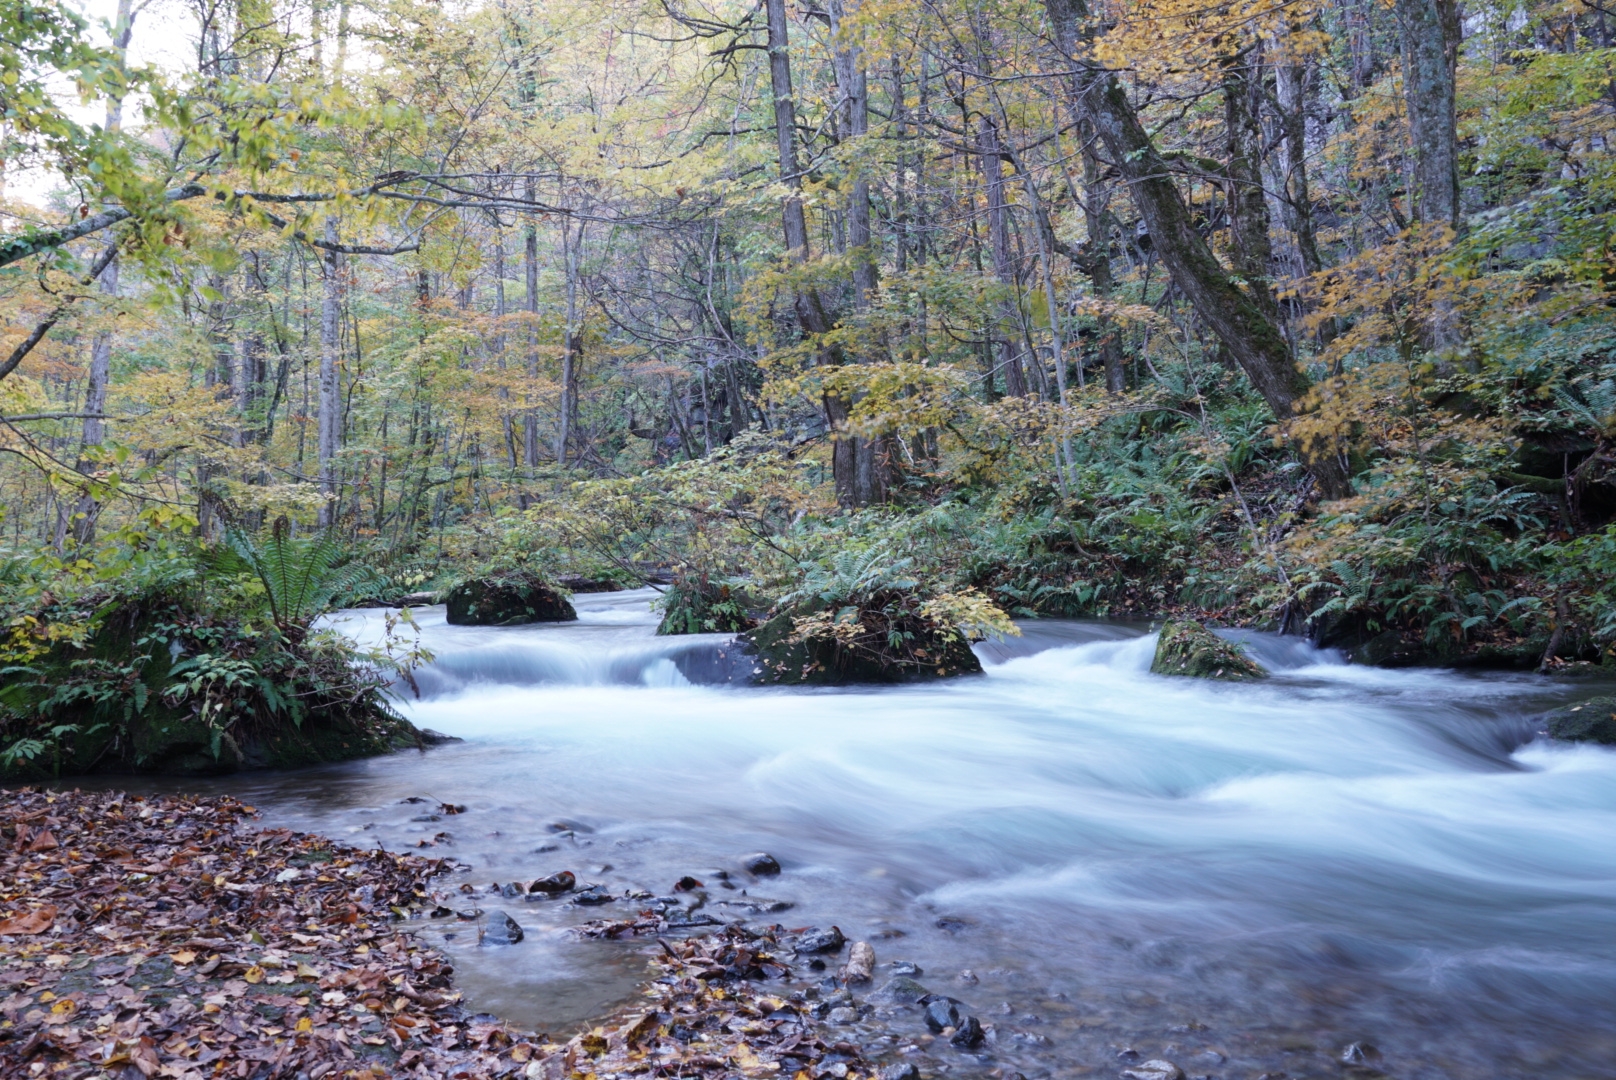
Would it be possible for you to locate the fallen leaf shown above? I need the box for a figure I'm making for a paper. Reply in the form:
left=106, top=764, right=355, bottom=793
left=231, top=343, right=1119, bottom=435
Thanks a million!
left=0, top=904, right=57, bottom=934
left=169, top=950, right=197, bottom=965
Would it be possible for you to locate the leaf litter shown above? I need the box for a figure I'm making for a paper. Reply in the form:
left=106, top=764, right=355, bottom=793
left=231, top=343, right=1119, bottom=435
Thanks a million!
left=0, top=788, right=891, bottom=1079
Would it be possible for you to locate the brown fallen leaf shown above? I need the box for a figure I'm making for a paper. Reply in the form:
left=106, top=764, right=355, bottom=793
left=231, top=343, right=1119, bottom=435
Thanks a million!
left=0, top=903, right=57, bottom=935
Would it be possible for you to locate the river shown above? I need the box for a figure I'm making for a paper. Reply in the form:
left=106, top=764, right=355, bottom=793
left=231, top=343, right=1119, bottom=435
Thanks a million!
left=138, top=588, right=1616, bottom=1078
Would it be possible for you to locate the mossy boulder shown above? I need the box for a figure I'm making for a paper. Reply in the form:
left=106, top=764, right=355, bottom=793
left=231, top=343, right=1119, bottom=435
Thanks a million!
left=738, top=596, right=982, bottom=685
left=1151, top=621, right=1267, bottom=680
left=1541, top=696, right=1616, bottom=745
left=444, top=571, right=576, bottom=626
left=656, top=579, right=757, bottom=636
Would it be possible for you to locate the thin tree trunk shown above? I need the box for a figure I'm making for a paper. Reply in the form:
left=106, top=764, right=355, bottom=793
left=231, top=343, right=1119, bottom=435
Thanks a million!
left=523, top=177, right=541, bottom=471
left=980, top=116, right=1028, bottom=397
left=318, top=218, right=344, bottom=525
left=1396, top=0, right=1462, bottom=231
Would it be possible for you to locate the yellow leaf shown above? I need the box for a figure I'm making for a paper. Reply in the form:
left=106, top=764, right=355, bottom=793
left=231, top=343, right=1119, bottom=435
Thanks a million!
left=244, top=966, right=265, bottom=984
left=170, top=950, right=197, bottom=965
left=296, top=1017, right=313, bottom=1033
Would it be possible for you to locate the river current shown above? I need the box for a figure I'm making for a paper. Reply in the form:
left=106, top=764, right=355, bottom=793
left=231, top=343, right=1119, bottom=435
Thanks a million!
left=131, top=589, right=1616, bottom=1078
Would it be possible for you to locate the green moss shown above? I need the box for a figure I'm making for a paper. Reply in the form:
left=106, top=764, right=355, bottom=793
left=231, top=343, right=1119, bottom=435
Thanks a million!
left=1150, top=620, right=1267, bottom=680
left=656, top=579, right=757, bottom=635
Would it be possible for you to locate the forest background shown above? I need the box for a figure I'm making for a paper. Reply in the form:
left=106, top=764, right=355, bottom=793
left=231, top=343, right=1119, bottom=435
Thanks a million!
left=4, top=0, right=1616, bottom=771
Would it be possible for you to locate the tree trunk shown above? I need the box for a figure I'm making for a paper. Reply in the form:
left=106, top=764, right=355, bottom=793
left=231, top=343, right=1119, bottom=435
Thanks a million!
left=830, top=0, right=894, bottom=506
left=1221, top=49, right=1278, bottom=320
left=979, top=116, right=1028, bottom=398
left=557, top=218, right=582, bottom=467
left=317, top=218, right=343, bottom=525
left=1042, top=0, right=1353, bottom=498
left=523, top=179, right=541, bottom=470
left=1396, top=0, right=1462, bottom=231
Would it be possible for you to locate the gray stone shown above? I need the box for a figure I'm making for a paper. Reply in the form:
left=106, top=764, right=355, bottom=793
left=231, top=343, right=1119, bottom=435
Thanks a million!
left=795, top=926, right=845, bottom=953
left=878, top=1065, right=919, bottom=1080
left=923, top=998, right=962, bottom=1034
left=828, top=1007, right=859, bottom=1025
left=481, top=910, right=524, bottom=945
left=741, top=852, right=782, bottom=876
left=528, top=870, right=576, bottom=895
left=949, top=1016, right=984, bottom=1049
left=571, top=884, right=615, bottom=905
left=869, top=977, right=931, bottom=1005
left=1543, top=697, right=1616, bottom=745
left=1120, top=1061, right=1184, bottom=1080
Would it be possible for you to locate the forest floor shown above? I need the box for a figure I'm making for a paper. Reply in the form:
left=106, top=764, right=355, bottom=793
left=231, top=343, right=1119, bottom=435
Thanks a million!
left=0, top=788, right=885, bottom=1080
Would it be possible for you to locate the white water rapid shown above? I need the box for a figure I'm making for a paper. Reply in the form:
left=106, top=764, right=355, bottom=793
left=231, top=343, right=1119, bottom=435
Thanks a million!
left=167, top=588, right=1616, bottom=1078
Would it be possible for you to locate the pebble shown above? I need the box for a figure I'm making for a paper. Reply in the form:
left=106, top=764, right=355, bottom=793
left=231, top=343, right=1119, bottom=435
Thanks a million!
left=923, top=999, right=962, bottom=1034
left=1341, top=1042, right=1380, bottom=1064
left=828, top=1007, right=859, bottom=1025
left=796, top=926, right=846, bottom=953
left=889, top=961, right=924, bottom=977
left=869, top=977, right=931, bottom=1005
left=571, top=884, right=615, bottom=905
left=528, top=870, right=576, bottom=895
left=1120, top=1061, right=1184, bottom=1080
left=674, top=875, right=705, bottom=891
left=877, top=1065, right=919, bottom=1080
left=841, top=941, right=876, bottom=984
left=949, top=1016, right=985, bottom=1049
left=500, top=881, right=524, bottom=898
left=955, top=969, right=978, bottom=985
left=481, top=910, right=524, bottom=945
left=741, top=852, right=782, bottom=876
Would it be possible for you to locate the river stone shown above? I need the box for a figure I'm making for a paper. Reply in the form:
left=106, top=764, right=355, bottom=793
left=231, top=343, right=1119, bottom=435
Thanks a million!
left=741, top=852, right=782, bottom=876
left=481, top=910, right=524, bottom=945
left=571, top=884, right=615, bottom=905
left=1150, top=621, right=1266, bottom=680
left=869, top=977, right=931, bottom=1005
left=795, top=926, right=846, bottom=953
left=841, top=941, right=876, bottom=983
left=1542, top=696, right=1616, bottom=745
left=828, top=1007, right=859, bottom=1025
left=923, top=998, right=962, bottom=1033
left=878, top=1065, right=920, bottom=1080
left=444, top=572, right=577, bottom=626
left=949, top=1015, right=985, bottom=1049
left=1120, top=1061, right=1184, bottom=1080
left=528, top=870, right=576, bottom=895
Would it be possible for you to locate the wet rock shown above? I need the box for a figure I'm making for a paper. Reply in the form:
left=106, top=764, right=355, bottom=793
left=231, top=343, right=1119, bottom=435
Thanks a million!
left=416, top=728, right=461, bottom=745
left=878, top=1064, right=920, bottom=1080
left=718, top=896, right=795, bottom=915
left=549, top=819, right=595, bottom=834
left=949, top=1016, right=985, bottom=1049
left=444, top=572, right=577, bottom=626
left=499, top=881, right=524, bottom=898
left=869, top=977, right=931, bottom=1005
left=1541, top=696, right=1616, bottom=745
left=741, top=852, right=782, bottom=876
left=889, top=961, right=924, bottom=977
left=1151, top=621, right=1266, bottom=680
left=795, top=926, right=846, bottom=953
left=841, top=941, right=876, bottom=984
left=528, top=870, right=576, bottom=895
left=1120, top=1061, right=1184, bottom=1080
left=571, top=884, right=615, bottom=905
left=933, top=915, right=974, bottom=933
left=674, top=875, right=705, bottom=891
left=663, top=910, right=722, bottom=929
left=955, top=969, right=978, bottom=985
left=1195, top=1050, right=1226, bottom=1065
left=828, top=1007, right=860, bottom=1025
left=739, top=602, right=985, bottom=686
left=923, top=998, right=962, bottom=1034
left=481, top=910, right=524, bottom=945
left=410, top=814, right=442, bottom=823
left=1341, top=1042, right=1381, bottom=1064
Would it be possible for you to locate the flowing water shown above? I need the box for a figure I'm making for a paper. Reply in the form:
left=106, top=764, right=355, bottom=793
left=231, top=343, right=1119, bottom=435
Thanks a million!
left=120, top=589, right=1616, bottom=1079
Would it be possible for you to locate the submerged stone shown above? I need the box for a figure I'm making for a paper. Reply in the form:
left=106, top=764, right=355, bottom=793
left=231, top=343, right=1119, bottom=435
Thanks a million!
left=481, top=910, right=524, bottom=945
left=1541, top=696, right=1616, bottom=745
left=1150, top=621, right=1266, bottom=680
left=444, top=571, right=577, bottom=626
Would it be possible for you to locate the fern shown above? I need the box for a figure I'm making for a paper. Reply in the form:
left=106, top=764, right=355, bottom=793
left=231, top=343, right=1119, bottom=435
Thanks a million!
left=219, top=519, right=377, bottom=632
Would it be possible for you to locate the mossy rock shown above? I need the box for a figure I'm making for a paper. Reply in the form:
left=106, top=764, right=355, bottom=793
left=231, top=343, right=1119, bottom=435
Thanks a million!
left=1541, top=696, right=1616, bottom=745
left=738, top=601, right=982, bottom=685
left=444, top=572, right=577, bottom=626
left=1151, top=620, right=1267, bottom=680
left=656, top=580, right=757, bottom=636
